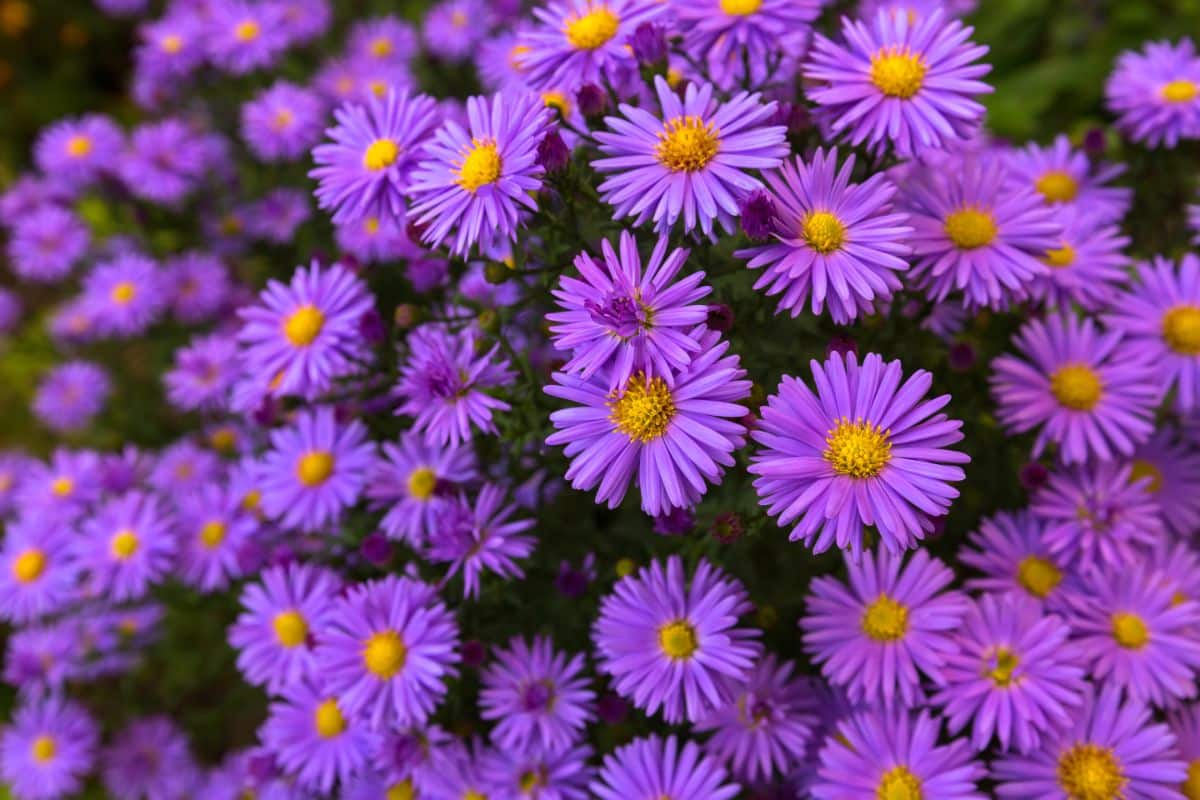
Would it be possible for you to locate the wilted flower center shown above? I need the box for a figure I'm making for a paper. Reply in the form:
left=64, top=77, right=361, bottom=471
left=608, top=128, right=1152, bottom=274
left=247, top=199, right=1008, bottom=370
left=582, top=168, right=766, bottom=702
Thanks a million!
left=1184, top=759, right=1200, bottom=800
left=1057, top=743, right=1125, bottom=800
left=284, top=304, right=325, bottom=346
left=234, top=19, right=260, bottom=42
left=1111, top=611, right=1149, bottom=649
left=656, top=116, right=720, bottom=173
left=1162, top=79, right=1199, bottom=103
left=369, top=36, right=393, bottom=58
left=720, top=0, right=762, bottom=15
left=869, top=47, right=927, bottom=98
left=1035, top=170, right=1079, bottom=202
left=1162, top=305, right=1200, bottom=354
left=272, top=609, right=308, bottom=647
left=985, top=647, right=1020, bottom=687
left=363, top=138, right=400, bottom=171
left=110, top=529, right=140, bottom=560
left=802, top=211, right=847, bottom=254
left=1017, top=555, right=1061, bottom=598
left=313, top=698, right=346, bottom=738
left=1129, top=458, right=1164, bottom=493
left=296, top=451, right=335, bottom=487
left=876, top=765, right=922, bottom=800
left=610, top=373, right=676, bottom=443
left=457, top=139, right=503, bottom=192
left=824, top=419, right=891, bottom=479
left=408, top=466, right=438, bottom=500
left=12, top=548, right=46, bottom=583
left=944, top=207, right=998, bottom=250
left=200, top=520, right=227, bottom=549
left=387, top=780, right=416, bottom=800
left=1050, top=363, right=1103, bottom=411
left=31, top=735, right=56, bottom=763
left=519, top=770, right=545, bottom=792
left=363, top=630, right=408, bottom=678
left=51, top=476, right=74, bottom=497
left=861, top=594, right=908, bottom=642
left=111, top=281, right=137, bottom=305
left=564, top=6, right=620, bottom=50
left=160, top=34, right=183, bottom=54
left=66, top=134, right=92, bottom=158
left=1043, top=243, right=1076, bottom=268
left=588, top=293, right=651, bottom=339
left=522, top=680, right=556, bottom=711
left=658, top=619, right=698, bottom=659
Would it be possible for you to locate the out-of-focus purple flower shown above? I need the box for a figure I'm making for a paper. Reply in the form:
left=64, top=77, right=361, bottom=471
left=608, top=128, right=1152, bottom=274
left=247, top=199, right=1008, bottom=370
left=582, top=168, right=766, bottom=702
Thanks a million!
left=1105, top=37, right=1200, bottom=148
left=204, top=0, right=290, bottom=75
left=241, top=81, right=326, bottom=163
left=0, top=695, right=98, bottom=800
left=34, top=114, right=123, bottom=187
left=591, top=735, right=739, bottom=800
left=33, top=361, right=110, bottom=433
left=422, top=0, right=494, bottom=62
left=75, top=490, right=175, bottom=602
left=259, top=683, right=373, bottom=793
left=6, top=205, right=90, bottom=283
left=959, top=510, right=1068, bottom=607
left=366, top=431, right=478, bottom=548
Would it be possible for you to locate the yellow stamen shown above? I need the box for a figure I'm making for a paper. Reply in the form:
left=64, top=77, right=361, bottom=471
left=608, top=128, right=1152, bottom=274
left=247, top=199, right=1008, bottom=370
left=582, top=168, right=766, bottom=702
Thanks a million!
left=542, top=91, right=571, bottom=117
left=609, top=373, right=676, bottom=443
left=508, top=44, right=530, bottom=70
left=1162, top=79, right=1199, bottom=103
left=944, top=208, right=998, bottom=250
left=110, top=282, right=137, bottom=305
left=363, top=630, right=407, bottom=679
left=283, top=304, right=324, bottom=346
left=369, top=36, right=392, bottom=58
left=824, top=419, right=891, bottom=479
left=160, top=33, right=183, bottom=54
left=313, top=698, right=346, bottom=738
left=407, top=466, right=437, bottom=501
left=1111, top=611, right=1149, bottom=649
left=656, top=116, right=719, bottom=173
left=11, top=548, right=46, bottom=583
left=296, top=451, right=334, bottom=487
left=1057, top=743, right=1125, bottom=800
left=66, top=135, right=92, bottom=158
left=1162, top=305, right=1200, bottom=355
left=387, top=780, right=416, bottom=800
left=273, top=609, right=308, bottom=648
left=1050, top=363, right=1103, bottom=411
left=1017, top=555, right=1062, bottom=599
left=877, top=765, right=922, bottom=800
left=861, top=594, right=909, bottom=642
left=363, top=138, right=400, bottom=171
left=1043, top=243, right=1076, bottom=268
left=1183, top=758, right=1200, bottom=800
left=234, top=19, right=260, bottom=42
left=50, top=477, right=74, bottom=497
left=802, top=211, right=847, bottom=254
left=986, top=647, right=1019, bottom=687
left=1130, top=458, right=1164, bottom=494
left=1035, top=170, right=1079, bottom=203
left=720, top=0, right=762, bottom=14
left=110, top=530, right=139, bottom=560
left=456, top=139, right=503, bottom=193
left=31, top=735, right=56, bottom=763
left=564, top=6, right=619, bottom=51
left=199, top=520, right=227, bottom=549
left=658, top=620, right=698, bottom=659
left=869, top=47, right=927, bottom=99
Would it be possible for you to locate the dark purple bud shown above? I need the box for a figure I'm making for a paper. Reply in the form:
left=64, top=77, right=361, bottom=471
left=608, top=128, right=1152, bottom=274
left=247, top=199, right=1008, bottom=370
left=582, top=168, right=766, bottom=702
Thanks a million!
left=926, top=516, right=947, bottom=540
left=337, top=253, right=362, bottom=274
left=360, top=532, right=392, bottom=566
left=462, top=639, right=487, bottom=668
left=252, top=396, right=278, bottom=428
left=537, top=130, right=571, bottom=172
left=236, top=540, right=265, bottom=574
left=555, top=563, right=589, bottom=598
left=575, top=83, right=609, bottom=121
left=826, top=335, right=857, bottom=358
left=706, top=303, right=734, bottom=333
left=653, top=507, right=694, bottom=536
left=358, top=309, right=386, bottom=345
left=596, top=693, right=629, bottom=724
left=772, top=102, right=811, bottom=135
left=405, top=218, right=428, bottom=244
left=1083, top=126, right=1107, bottom=157
left=630, top=22, right=667, bottom=66
left=947, top=341, right=976, bottom=372
left=710, top=511, right=744, bottom=544
left=900, top=299, right=922, bottom=319
left=268, top=544, right=297, bottom=567
left=739, top=189, right=777, bottom=240
left=1019, top=461, right=1050, bottom=491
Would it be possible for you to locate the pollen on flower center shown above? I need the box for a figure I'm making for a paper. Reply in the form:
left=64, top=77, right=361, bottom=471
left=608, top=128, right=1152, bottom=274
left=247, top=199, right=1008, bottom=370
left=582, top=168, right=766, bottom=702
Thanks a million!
left=66, top=134, right=92, bottom=158
left=272, top=109, right=294, bottom=130
left=31, top=735, right=56, bottom=763
left=720, top=0, right=763, bottom=15
left=1057, top=743, right=1126, bottom=800
left=363, top=138, right=400, bottom=171
left=1035, top=170, right=1079, bottom=203
left=273, top=609, right=308, bottom=647
left=1161, top=79, right=1199, bottom=103
left=519, top=770, right=545, bottom=792
left=1184, top=759, right=1200, bottom=800
left=1111, top=611, right=1149, bottom=649
left=111, top=281, right=137, bottom=305
left=234, top=19, right=260, bottom=42
left=861, top=594, right=909, bottom=642
left=876, top=765, right=922, bottom=800
left=802, top=211, right=847, bottom=254
left=542, top=91, right=571, bottom=117
left=944, top=207, right=998, bottom=250
left=12, top=548, right=46, bottom=583
left=609, top=373, right=676, bottom=443
left=363, top=630, right=408, bottom=678
left=296, top=451, right=335, bottom=487
left=564, top=6, right=620, bottom=51
left=369, top=36, right=393, bottom=58
left=1162, top=305, right=1200, bottom=354
left=407, top=466, right=438, bottom=500
left=869, top=47, right=928, bottom=99
left=1017, top=555, right=1062, bottom=598
left=387, top=780, right=416, bottom=800
left=199, top=520, right=227, bottom=548
left=1043, top=243, right=1076, bottom=268
left=1050, top=363, right=1103, bottom=411
left=456, top=139, right=503, bottom=193
left=160, top=33, right=183, bottom=54
left=656, top=116, right=720, bottom=173
left=51, top=477, right=74, bottom=497
left=284, top=304, right=325, bottom=346
left=658, top=619, right=698, bottom=659
left=313, top=698, right=346, bottom=738
left=110, top=529, right=139, bottom=560
left=985, top=647, right=1020, bottom=687
left=824, top=418, right=892, bottom=479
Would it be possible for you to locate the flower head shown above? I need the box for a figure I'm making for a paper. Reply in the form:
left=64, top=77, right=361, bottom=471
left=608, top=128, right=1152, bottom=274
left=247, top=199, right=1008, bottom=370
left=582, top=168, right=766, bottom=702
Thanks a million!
left=959, top=509, right=1070, bottom=607
left=1026, top=208, right=1130, bottom=312
left=0, top=517, right=79, bottom=624
left=174, top=481, right=257, bottom=592
left=0, top=695, right=98, bottom=800
left=33, top=360, right=110, bottom=433
left=259, top=683, right=373, bottom=793
left=204, top=0, right=290, bottom=75
left=241, top=81, right=326, bottom=163
left=101, top=717, right=199, bottom=800
left=424, top=483, right=536, bottom=598
left=1106, top=37, right=1200, bottom=148
left=76, top=491, right=176, bottom=602
left=367, top=431, right=478, bottom=547
left=82, top=254, right=169, bottom=337
left=34, top=114, right=123, bottom=187
left=591, top=735, right=739, bottom=800
left=6, top=205, right=90, bottom=283
left=1005, top=134, right=1131, bottom=222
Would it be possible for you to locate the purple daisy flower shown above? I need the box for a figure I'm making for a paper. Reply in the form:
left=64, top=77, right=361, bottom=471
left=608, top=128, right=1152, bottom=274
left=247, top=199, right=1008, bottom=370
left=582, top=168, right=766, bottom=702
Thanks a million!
left=1005, top=134, right=1131, bottom=222
left=1032, top=460, right=1164, bottom=571
left=546, top=326, right=750, bottom=517
left=394, top=323, right=515, bottom=446
left=735, top=148, right=913, bottom=323
left=174, top=481, right=257, bottom=592
left=422, top=0, right=493, bottom=62
left=751, top=351, right=968, bottom=558
left=1168, top=704, right=1200, bottom=799
left=0, top=695, right=98, bottom=800
left=76, top=490, right=175, bottom=602
left=991, top=312, right=1160, bottom=464
left=255, top=407, right=376, bottom=532
left=241, top=81, right=326, bottom=163
left=367, top=431, right=478, bottom=547
left=1106, top=38, right=1200, bottom=148
left=368, top=723, right=450, bottom=792
left=81, top=253, right=169, bottom=337
left=813, top=706, right=985, bottom=799
left=804, top=9, right=991, bottom=156
left=316, top=574, right=461, bottom=729
left=148, top=439, right=222, bottom=494
left=102, top=717, right=200, bottom=800
left=4, top=622, right=85, bottom=694
left=959, top=510, right=1069, bottom=606
left=591, top=735, right=739, bottom=800
left=117, top=118, right=211, bottom=206
left=475, top=27, right=535, bottom=92
left=310, top=90, right=440, bottom=225
left=933, top=592, right=1086, bottom=753
left=164, top=251, right=232, bottom=324
left=164, top=332, right=241, bottom=413
left=546, top=230, right=711, bottom=389
left=246, top=187, right=313, bottom=244
left=593, top=76, right=787, bottom=237
left=592, top=556, right=761, bottom=724
left=1131, top=425, right=1200, bottom=536
left=802, top=548, right=967, bottom=708
left=424, top=483, right=536, bottom=598
left=204, top=0, right=289, bottom=75
left=1026, top=208, right=1131, bottom=312
left=422, top=739, right=494, bottom=800
left=347, top=16, right=419, bottom=65
left=6, top=205, right=90, bottom=283
left=993, top=685, right=1185, bottom=799
left=135, top=11, right=207, bottom=79
left=479, top=743, right=594, bottom=800
left=32, top=360, right=110, bottom=433
left=229, top=563, right=341, bottom=693
left=17, top=449, right=101, bottom=523
left=0, top=517, right=79, bottom=624
left=34, top=113, right=123, bottom=187
left=277, top=0, right=331, bottom=43
left=335, top=212, right=417, bottom=263
left=259, top=682, right=373, bottom=793
left=237, top=261, right=374, bottom=401
left=408, top=91, right=553, bottom=256
left=480, top=635, right=595, bottom=757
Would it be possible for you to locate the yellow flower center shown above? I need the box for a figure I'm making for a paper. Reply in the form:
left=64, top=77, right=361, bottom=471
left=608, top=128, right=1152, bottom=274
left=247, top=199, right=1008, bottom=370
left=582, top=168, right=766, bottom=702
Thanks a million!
left=369, top=36, right=393, bottom=58
left=296, top=451, right=335, bottom=487
left=564, top=6, right=620, bottom=51
left=273, top=609, right=308, bottom=648
left=1111, top=611, right=1149, bottom=649
left=209, top=427, right=238, bottom=452
left=283, top=304, right=324, bottom=346
left=877, top=765, right=922, bottom=800
left=160, top=33, right=183, bottom=54
left=1044, top=243, right=1076, bottom=268
left=199, top=520, right=227, bottom=549
left=363, top=138, right=400, bottom=171
left=408, top=466, right=437, bottom=500
left=363, top=630, right=408, bottom=678
left=1035, top=170, right=1079, bottom=203
left=869, top=47, right=927, bottom=99
left=862, top=594, right=909, bottom=642
left=1183, top=758, right=1200, bottom=800
left=110, top=530, right=139, bottom=560
left=944, top=208, right=998, bottom=250
left=658, top=619, right=698, bottom=659
left=1050, top=364, right=1103, bottom=411
left=456, top=139, right=503, bottom=193
left=656, top=116, right=720, bottom=173
left=802, top=211, right=847, bottom=254
left=824, top=419, right=892, bottom=479
left=369, top=80, right=388, bottom=98
left=387, top=780, right=416, bottom=800
left=519, top=770, right=544, bottom=792
left=1130, top=458, right=1164, bottom=493
left=542, top=90, right=571, bottom=117
left=111, top=281, right=137, bottom=305
left=31, top=735, right=56, bottom=763
left=1163, top=305, right=1200, bottom=355
left=610, top=374, right=676, bottom=443
left=1057, top=743, right=1125, bottom=800
left=272, top=109, right=294, bottom=130
left=985, top=647, right=1020, bottom=687
left=451, top=10, right=467, bottom=27
left=508, top=44, right=530, bottom=70
left=720, top=0, right=762, bottom=14
left=463, top=792, right=487, bottom=800
left=1162, top=79, right=1199, bottom=103
left=242, top=489, right=262, bottom=512
left=66, top=134, right=92, bottom=158
left=313, top=698, right=346, bottom=738
left=12, top=548, right=46, bottom=583
left=234, top=19, right=260, bottom=42
left=1017, top=555, right=1062, bottom=599
left=50, top=477, right=74, bottom=497
left=364, top=216, right=381, bottom=235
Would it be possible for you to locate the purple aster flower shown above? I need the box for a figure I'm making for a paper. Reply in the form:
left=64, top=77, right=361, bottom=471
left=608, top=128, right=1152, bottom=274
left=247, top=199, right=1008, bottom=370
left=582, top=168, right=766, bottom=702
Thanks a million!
left=241, top=81, right=326, bottom=163
left=1005, top=134, right=1131, bottom=222
left=310, top=90, right=440, bottom=225
left=367, top=431, right=478, bottom=547
left=0, top=451, right=31, bottom=515
left=316, top=574, right=460, bottom=729
left=1148, top=539, right=1200, bottom=611
left=256, top=407, right=376, bottom=532
left=1106, top=38, right=1200, bottom=148
left=16, top=449, right=101, bottom=523
left=369, top=723, right=451, bottom=790
left=424, top=483, right=535, bottom=598
left=118, top=118, right=211, bottom=206
left=1169, top=704, right=1200, bottom=798
left=4, top=622, right=85, bottom=694
left=959, top=509, right=1069, bottom=606
left=480, top=635, right=594, bottom=756
left=164, top=332, right=240, bottom=413
left=693, top=654, right=816, bottom=784
left=81, top=253, right=168, bottom=337
left=813, top=706, right=985, bottom=799
left=1032, top=460, right=1164, bottom=571
left=423, top=739, right=495, bottom=800
left=408, top=91, right=553, bottom=256
left=591, top=735, right=739, bottom=800
left=802, top=548, right=967, bottom=708
left=479, top=743, right=594, bottom=800
left=547, top=230, right=711, bottom=389
left=238, top=261, right=375, bottom=401
left=259, top=682, right=373, bottom=794
left=671, top=2, right=812, bottom=89
left=32, top=360, right=110, bottom=433
left=859, top=0, right=978, bottom=20
left=593, top=556, right=760, bottom=724
left=277, top=0, right=331, bottom=44
left=348, top=16, right=418, bottom=64
left=993, top=685, right=1185, bottom=798
left=0, top=517, right=79, bottom=624
left=0, top=695, right=98, bottom=800
left=135, top=12, right=207, bottom=79
left=593, top=76, right=787, bottom=237
left=102, top=717, right=200, bottom=800
left=422, top=0, right=493, bottom=62
left=6, top=205, right=90, bottom=283
left=174, top=481, right=257, bottom=592
left=991, top=312, right=1160, bottom=464
left=546, top=326, right=749, bottom=517
left=394, top=323, right=515, bottom=446
left=751, top=351, right=968, bottom=558
left=148, top=439, right=222, bottom=494
left=1131, top=425, right=1200, bottom=536
left=475, top=26, right=535, bottom=91
left=1027, top=208, right=1131, bottom=312
left=335, top=212, right=417, bottom=263
left=164, top=251, right=232, bottom=324
left=76, top=490, right=175, bottom=602
left=34, top=114, right=123, bottom=187
left=204, top=0, right=289, bottom=75
left=229, top=562, right=341, bottom=693
left=805, top=9, right=991, bottom=156
left=246, top=188, right=313, bottom=244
